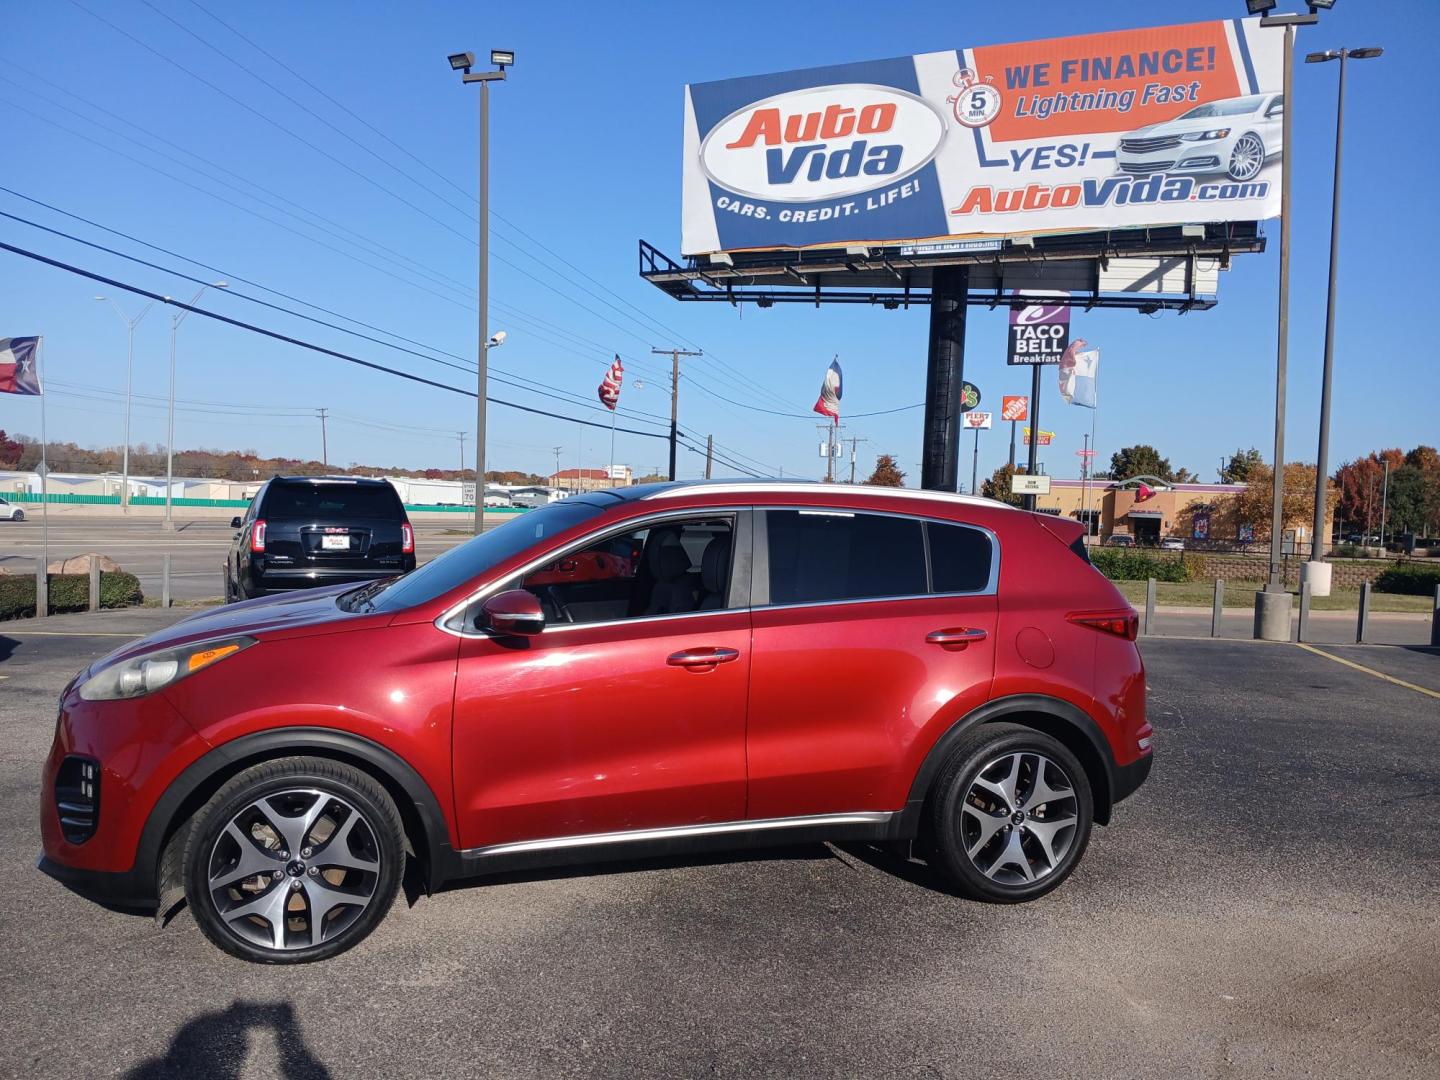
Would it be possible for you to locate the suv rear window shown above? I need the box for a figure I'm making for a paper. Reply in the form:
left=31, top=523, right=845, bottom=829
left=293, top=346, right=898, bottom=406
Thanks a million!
left=261, top=481, right=403, bottom=520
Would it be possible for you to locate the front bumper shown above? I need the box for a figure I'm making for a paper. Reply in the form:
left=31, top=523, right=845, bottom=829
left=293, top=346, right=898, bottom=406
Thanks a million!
left=1115, top=148, right=1228, bottom=177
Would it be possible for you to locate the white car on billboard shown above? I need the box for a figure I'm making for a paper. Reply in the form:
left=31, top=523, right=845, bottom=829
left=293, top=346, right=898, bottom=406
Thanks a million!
left=1115, top=93, right=1283, bottom=182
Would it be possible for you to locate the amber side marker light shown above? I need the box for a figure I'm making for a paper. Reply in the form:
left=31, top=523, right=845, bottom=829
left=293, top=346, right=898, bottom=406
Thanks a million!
left=187, top=643, right=242, bottom=672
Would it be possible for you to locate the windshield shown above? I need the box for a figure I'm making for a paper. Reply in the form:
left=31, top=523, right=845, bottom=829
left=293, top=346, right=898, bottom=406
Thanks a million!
left=363, top=499, right=610, bottom=613
left=1178, top=95, right=1266, bottom=120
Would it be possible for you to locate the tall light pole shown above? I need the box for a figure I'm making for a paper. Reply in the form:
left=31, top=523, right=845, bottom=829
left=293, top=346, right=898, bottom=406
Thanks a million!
left=1302, top=44, right=1382, bottom=595
left=1252, top=1, right=1319, bottom=641
left=162, top=282, right=227, bottom=531
left=450, top=48, right=511, bottom=532
left=95, top=295, right=156, bottom=512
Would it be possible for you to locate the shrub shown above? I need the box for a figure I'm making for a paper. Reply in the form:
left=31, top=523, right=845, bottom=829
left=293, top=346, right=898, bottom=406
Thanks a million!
left=0, top=571, right=143, bottom=620
left=1374, top=563, right=1440, bottom=596
left=1089, top=549, right=1190, bottom=583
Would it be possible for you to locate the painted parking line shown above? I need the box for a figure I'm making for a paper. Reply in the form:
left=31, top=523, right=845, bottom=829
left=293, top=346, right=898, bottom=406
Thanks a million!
left=1296, top=643, right=1440, bottom=701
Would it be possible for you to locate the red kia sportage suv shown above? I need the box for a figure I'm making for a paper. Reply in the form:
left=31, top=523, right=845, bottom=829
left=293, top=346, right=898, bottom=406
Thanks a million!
left=39, top=481, right=1151, bottom=963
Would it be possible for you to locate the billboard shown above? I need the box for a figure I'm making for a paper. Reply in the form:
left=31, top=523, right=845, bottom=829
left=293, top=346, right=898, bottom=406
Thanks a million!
left=682, top=18, right=1283, bottom=254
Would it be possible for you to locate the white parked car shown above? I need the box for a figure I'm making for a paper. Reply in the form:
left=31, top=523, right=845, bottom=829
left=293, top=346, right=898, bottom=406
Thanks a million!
left=1116, top=93, right=1283, bottom=182
left=0, top=496, right=26, bottom=522
left=1159, top=536, right=1185, bottom=552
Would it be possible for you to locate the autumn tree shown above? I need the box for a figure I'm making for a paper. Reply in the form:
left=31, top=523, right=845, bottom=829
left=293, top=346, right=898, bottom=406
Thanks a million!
left=865, top=454, right=906, bottom=487
left=0, top=430, right=21, bottom=470
left=981, top=463, right=1026, bottom=507
left=1333, top=449, right=1404, bottom=535
left=1221, top=462, right=1333, bottom=542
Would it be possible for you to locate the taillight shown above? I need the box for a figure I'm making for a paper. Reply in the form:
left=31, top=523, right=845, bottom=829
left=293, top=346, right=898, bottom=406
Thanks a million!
left=250, top=519, right=266, bottom=553
left=1068, top=610, right=1138, bottom=641
left=401, top=522, right=414, bottom=554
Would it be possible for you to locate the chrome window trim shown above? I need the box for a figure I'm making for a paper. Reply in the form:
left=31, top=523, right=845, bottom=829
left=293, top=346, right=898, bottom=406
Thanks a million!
left=462, top=811, right=895, bottom=859
left=434, top=506, right=747, bottom=639
left=754, top=506, right=1000, bottom=605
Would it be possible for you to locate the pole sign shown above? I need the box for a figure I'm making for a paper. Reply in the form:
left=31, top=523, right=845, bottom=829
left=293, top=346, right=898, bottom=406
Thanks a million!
left=1012, top=474, right=1052, bottom=495
left=962, top=411, right=993, bottom=429
left=1022, top=427, right=1055, bottom=446
left=1008, top=297, right=1070, bottom=365
left=960, top=381, right=981, bottom=410
left=681, top=19, right=1283, bottom=254
left=1001, top=395, right=1029, bottom=422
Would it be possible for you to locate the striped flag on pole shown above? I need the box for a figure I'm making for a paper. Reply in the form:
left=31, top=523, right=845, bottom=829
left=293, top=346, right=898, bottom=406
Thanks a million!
left=597, top=355, right=624, bottom=411
left=813, top=357, right=842, bottom=424
left=0, top=337, right=42, bottom=395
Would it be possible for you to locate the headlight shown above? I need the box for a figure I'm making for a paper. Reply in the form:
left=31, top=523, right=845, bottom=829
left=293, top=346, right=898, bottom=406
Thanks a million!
left=1179, top=128, right=1231, bottom=142
left=77, top=636, right=255, bottom=701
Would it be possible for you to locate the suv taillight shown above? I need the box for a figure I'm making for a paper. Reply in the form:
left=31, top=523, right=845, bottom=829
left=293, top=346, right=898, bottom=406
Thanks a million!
left=1068, top=610, right=1138, bottom=641
left=401, top=522, right=414, bottom=554
left=251, top=519, right=266, bottom=553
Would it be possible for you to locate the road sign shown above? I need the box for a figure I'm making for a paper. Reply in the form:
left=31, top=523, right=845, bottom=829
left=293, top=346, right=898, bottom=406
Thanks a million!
left=1012, top=474, right=1051, bottom=495
left=962, top=411, right=992, bottom=430
left=1001, top=396, right=1028, bottom=422
left=960, top=381, right=981, bottom=411
left=461, top=481, right=476, bottom=506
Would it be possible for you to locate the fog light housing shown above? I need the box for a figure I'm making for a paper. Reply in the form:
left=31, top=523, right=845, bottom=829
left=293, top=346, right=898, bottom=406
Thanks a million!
left=55, top=756, right=100, bottom=844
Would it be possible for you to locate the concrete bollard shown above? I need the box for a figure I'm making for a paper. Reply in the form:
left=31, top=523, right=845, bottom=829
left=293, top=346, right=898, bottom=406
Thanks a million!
left=1143, top=578, right=1156, bottom=637
left=1297, top=580, right=1312, bottom=644
left=1432, top=585, right=1440, bottom=649
left=1254, top=588, right=1293, bottom=641
left=35, top=558, right=47, bottom=619
left=88, top=560, right=100, bottom=612
left=1357, top=581, right=1371, bottom=645
left=162, top=553, right=172, bottom=609
left=1211, top=579, right=1224, bottom=638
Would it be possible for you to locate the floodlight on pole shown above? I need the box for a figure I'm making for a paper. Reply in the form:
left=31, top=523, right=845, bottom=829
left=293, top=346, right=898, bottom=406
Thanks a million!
left=1302, top=43, right=1382, bottom=597
left=1246, top=0, right=1277, bottom=13
left=450, top=48, right=509, bottom=532
left=95, top=294, right=157, bottom=512
left=490, top=50, right=515, bottom=68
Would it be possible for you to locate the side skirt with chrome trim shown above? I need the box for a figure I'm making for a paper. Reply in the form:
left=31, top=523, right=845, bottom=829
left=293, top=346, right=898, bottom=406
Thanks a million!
left=434, top=812, right=899, bottom=885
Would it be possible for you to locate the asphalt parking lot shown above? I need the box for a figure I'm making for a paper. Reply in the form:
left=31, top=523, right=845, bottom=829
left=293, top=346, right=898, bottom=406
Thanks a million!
left=1, top=612, right=1437, bottom=1079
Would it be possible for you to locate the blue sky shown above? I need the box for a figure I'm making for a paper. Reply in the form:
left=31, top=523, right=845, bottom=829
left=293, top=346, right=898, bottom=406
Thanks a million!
left=2, top=0, right=1435, bottom=485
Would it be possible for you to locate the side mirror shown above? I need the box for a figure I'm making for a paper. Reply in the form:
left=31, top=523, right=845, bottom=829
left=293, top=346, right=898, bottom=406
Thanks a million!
left=480, top=589, right=545, bottom=636
left=230, top=516, right=243, bottom=529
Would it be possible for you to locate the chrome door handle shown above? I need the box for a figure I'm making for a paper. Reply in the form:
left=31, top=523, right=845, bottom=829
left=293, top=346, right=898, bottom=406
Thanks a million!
left=926, top=627, right=988, bottom=647
left=667, top=647, right=740, bottom=668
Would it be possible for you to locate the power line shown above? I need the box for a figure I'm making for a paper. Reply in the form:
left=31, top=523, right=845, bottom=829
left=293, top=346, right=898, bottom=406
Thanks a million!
left=0, top=239, right=672, bottom=440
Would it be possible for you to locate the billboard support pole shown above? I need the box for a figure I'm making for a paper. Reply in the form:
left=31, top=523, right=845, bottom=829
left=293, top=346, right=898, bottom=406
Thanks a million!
left=921, top=266, right=968, bottom=492
left=971, top=425, right=981, bottom=497
left=1024, top=364, right=1041, bottom=511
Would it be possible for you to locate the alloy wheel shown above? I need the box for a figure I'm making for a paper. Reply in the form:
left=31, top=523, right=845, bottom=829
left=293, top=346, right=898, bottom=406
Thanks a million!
left=1228, top=134, right=1265, bottom=181
left=206, top=788, right=382, bottom=952
left=959, top=752, right=1079, bottom=885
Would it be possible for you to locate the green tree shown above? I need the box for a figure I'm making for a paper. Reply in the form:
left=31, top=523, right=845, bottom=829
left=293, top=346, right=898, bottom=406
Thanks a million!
left=865, top=454, right=906, bottom=487
left=1219, top=447, right=1265, bottom=484
left=981, top=463, right=1026, bottom=507
left=1385, top=465, right=1429, bottom=536
left=1108, top=444, right=1175, bottom=483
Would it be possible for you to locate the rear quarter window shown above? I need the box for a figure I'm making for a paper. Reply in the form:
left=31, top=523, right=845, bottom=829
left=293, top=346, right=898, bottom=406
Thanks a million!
left=927, top=521, right=994, bottom=593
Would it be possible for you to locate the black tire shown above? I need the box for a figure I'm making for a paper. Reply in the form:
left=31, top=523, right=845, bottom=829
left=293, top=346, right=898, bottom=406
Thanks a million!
left=928, top=723, right=1093, bottom=903
left=183, top=756, right=404, bottom=963
left=12, top=510, right=23, bottom=522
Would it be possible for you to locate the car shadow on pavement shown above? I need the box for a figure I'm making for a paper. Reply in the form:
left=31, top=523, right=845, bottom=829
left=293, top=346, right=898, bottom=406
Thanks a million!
left=124, top=1001, right=330, bottom=1080
left=0, top=635, right=18, bottom=664
left=832, top=841, right=964, bottom=898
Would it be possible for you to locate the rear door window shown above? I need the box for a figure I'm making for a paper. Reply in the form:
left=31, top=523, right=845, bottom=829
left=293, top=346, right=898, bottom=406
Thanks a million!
left=764, top=510, right=926, bottom=604
left=261, top=482, right=403, bottom=520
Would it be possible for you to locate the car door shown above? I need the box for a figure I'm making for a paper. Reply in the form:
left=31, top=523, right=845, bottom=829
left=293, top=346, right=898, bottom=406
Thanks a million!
left=745, top=508, right=998, bottom=821
left=450, top=510, right=753, bottom=849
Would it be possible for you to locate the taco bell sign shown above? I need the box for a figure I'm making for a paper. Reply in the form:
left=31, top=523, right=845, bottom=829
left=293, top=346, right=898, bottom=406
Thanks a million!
left=1007, top=297, right=1069, bottom=365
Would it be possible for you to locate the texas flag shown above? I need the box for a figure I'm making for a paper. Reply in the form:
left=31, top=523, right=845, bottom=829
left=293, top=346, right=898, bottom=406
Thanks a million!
left=813, top=357, right=842, bottom=424
left=0, top=337, right=41, bottom=395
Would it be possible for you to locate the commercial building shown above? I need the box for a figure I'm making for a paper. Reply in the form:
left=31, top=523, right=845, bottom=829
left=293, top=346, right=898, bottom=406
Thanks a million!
left=549, top=465, right=633, bottom=492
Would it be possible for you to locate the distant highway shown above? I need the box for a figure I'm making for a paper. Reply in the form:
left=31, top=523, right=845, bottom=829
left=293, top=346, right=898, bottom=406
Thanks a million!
left=0, top=515, right=496, bottom=600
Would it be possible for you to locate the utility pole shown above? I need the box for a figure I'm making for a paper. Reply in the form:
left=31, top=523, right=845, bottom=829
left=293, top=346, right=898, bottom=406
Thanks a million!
left=551, top=446, right=562, bottom=488
left=849, top=435, right=869, bottom=484
left=704, top=434, right=714, bottom=480
left=316, top=408, right=329, bottom=467
left=458, top=431, right=467, bottom=474
left=450, top=49, right=510, bottom=533
left=817, top=423, right=841, bottom=483
left=652, top=346, right=701, bottom=480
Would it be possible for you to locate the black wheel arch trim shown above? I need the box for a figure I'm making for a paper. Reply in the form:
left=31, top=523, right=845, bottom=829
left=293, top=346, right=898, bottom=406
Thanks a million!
left=131, top=727, right=452, bottom=906
left=898, top=694, right=1123, bottom=835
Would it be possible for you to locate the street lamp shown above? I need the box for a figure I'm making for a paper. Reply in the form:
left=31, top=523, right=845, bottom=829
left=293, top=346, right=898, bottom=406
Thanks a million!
left=1301, top=44, right=1383, bottom=597
left=449, top=47, right=511, bottom=532
left=161, top=282, right=227, bottom=530
left=94, top=295, right=156, bottom=512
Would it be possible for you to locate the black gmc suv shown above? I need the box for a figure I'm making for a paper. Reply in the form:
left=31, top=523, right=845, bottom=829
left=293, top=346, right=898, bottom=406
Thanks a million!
left=224, top=476, right=416, bottom=601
